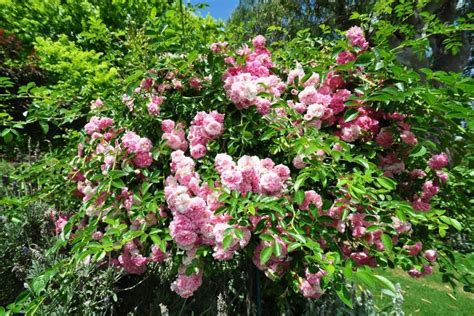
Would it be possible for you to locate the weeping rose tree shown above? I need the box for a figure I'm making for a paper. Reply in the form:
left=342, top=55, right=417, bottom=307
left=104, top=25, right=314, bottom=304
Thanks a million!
left=56, top=26, right=461, bottom=306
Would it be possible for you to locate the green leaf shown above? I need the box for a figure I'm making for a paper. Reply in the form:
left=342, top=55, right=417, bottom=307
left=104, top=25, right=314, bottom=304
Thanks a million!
left=295, top=190, right=305, bottom=205
left=287, top=242, right=301, bottom=252
left=260, top=246, right=273, bottom=265
left=234, top=228, right=244, bottom=239
left=450, top=218, right=462, bottom=231
left=377, top=177, right=397, bottom=190
left=439, top=227, right=447, bottom=237
left=355, top=270, right=376, bottom=289
left=112, top=179, right=125, bottom=189
left=381, top=234, right=393, bottom=252
left=222, top=234, right=233, bottom=250
left=367, top=93, right=391, bottom=102
left=440, top=216, right=462, bottom=231
left=343, top=260, right=353, bottom=279
left=247, top=204, right=256, bottom=215
left=31, top=277, right=45, bottom=296
left=1, top=128, right=11, bottom=137
left=159, top=239, right=167, bottom=253
left=2, top=130, right=13, bottom=143
left=318, top=216, right=335, bottom=224
left=95, top=250, right=106, bottom=262
left=344, top=108, right=359, bottom=123
left=260, top=234, right=274, bottom=242
left=109, top=170, right=128, bottom=178
left=355, top=52, right=372, bottom=66
left=185, top=265, right=199, bottom=276
left=353, top=157, right=370, bottom=169
left=187, top=50, right=199, bottom=64
left=150, top=234, right=162, bottom=245
left=273, top=240, right=282, bottom=257
left=39, top=120, right=49, bottom=134
left=288, top=232, right=306, bottom=243
left=336, top=286, right=353, bottom=308
left=394, top=82, right=405, bottom=92
left=366, top=225, right=380, bottom=232
left=373, top=275, right=397, bottom=294
left=395, top=209, right=406, bottom=222
left=141, top=182, right=153, bottom=195
left=410, top=145, right=427, bottom=158
left=8, top=290, right=29, bottom=313
left=150, top=7, right=157, bottom=19
left=294, top=175, right=307, bottom=191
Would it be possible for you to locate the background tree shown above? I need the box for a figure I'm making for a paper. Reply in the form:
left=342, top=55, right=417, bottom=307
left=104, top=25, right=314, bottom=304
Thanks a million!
left=228, top=0, right=473, bottom=72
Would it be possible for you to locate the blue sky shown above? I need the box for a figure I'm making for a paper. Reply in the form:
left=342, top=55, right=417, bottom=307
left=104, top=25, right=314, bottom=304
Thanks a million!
left=189, top=0, right=239, bottom=21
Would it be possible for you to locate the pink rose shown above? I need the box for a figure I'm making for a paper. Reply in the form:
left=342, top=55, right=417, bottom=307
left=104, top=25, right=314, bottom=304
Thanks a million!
left=424, top=249, right=437, bottom=262
left=427, top=153, right=449, bottom=170
left=401, top=130, right=417, bottom=145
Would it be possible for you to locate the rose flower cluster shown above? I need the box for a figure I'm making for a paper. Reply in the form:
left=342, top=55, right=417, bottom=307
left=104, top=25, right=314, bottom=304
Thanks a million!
left=221, top=35, right=286, bottom=115
left=214, top=154, right=291, bottom=195
left=165, top=150, right=250, bottom=297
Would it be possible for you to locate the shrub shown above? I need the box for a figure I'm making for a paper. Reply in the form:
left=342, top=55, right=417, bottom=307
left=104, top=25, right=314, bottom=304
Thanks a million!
left=1, top=0, right=473, bottom=313
left=4, top=21, right=472, bottom=314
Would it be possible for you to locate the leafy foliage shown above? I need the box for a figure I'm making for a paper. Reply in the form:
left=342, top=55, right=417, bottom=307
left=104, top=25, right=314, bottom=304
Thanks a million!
left=0, top=1, right=473, bottom=315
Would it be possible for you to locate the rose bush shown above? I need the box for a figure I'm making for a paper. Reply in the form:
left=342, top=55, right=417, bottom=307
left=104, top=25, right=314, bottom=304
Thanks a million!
left=2, top=1, right=473, bottom=309
left=20, top=25, right=465, bottom=308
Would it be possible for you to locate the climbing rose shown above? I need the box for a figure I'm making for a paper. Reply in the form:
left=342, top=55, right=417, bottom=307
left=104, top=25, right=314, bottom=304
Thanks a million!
left=400, top=130, right=418, bottom=145
left=346, top=26, right=369, bottom=50
left=90, top=98, right=104, bottom=110
left=427, top=153, right=449, bottom=170
left=336, top=51, right=356, bottom=65
left=375, top=128, right=394, bottom=148
left=171, top=269, right=203, bottom=298
left=424, top=250, right=437, bottom=262
left=404, top=242, right=423, bottom=256
left=55, top=214, right=68, bottom=235
left=436, top=171, right=449, bottom=183
left=188, top=111, right=225, bottom=159
left=118, top=242, right=148, bottom=275
left=299, top=190, right=323, bottom=211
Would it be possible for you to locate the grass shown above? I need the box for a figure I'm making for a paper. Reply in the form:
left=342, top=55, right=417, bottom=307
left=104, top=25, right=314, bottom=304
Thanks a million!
left=375, top=254, right=474, bottom=316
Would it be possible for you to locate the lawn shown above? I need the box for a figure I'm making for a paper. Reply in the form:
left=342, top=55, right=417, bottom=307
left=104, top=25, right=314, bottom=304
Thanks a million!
left=376, top=254, right=474, bottom=316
